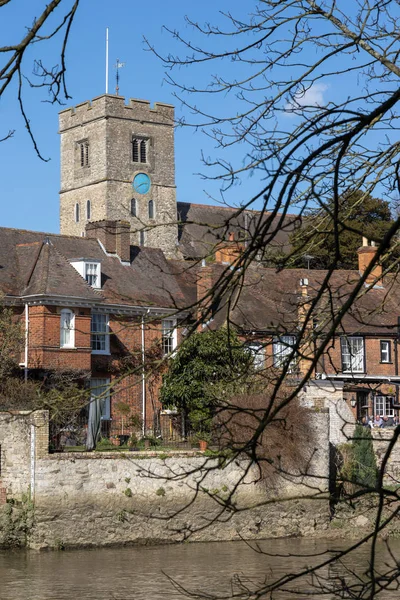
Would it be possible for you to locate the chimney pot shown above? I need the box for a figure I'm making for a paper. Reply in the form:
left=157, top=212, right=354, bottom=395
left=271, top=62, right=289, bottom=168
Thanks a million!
left=357, top=239, right=382, bottom=286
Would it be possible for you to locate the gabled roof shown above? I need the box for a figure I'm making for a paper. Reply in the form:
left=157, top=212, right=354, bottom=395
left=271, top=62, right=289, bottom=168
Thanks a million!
left=199, top=263, right=400, bottom=335
left=177, top=201, right=296, bottom=260
left=0, top=227, right=190, bottom=311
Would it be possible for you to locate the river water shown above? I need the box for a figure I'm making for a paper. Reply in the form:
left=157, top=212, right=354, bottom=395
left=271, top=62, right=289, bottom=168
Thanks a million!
left=1, top=538, right=400, bottom=599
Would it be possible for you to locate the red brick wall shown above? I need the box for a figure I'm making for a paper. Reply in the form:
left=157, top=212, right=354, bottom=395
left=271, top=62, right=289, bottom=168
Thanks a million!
left=326, top=336, right=399, bottom=377
left=28, top=305, right=91, bottom=370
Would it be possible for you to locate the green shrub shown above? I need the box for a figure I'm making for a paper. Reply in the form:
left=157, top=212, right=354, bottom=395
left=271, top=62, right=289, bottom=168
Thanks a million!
left=351, top=424, right=378, bottom=488
left=339, top=425, right=378, bottom=489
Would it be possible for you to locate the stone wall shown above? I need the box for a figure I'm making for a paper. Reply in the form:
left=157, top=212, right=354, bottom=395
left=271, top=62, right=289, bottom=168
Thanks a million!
left=300, top=380, right=355, bottom=445
left=0, top=410, right=330, bottom=550
left=59, top=94, right=179, bottom=258
left=372, top=429, right=400, bottom=484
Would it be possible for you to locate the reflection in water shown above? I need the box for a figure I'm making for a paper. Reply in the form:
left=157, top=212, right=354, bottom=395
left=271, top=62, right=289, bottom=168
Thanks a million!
left=0, top=538, right=400, bottom=599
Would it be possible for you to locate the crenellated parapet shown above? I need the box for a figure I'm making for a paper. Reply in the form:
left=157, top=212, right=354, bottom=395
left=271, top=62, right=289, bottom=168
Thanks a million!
left=59, top=94, right=174, bottom=132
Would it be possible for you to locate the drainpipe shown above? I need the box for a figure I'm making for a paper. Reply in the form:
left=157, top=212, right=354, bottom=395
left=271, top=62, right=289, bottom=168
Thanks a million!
left=24, top=303, right=29, bottom=382
left=141, top=309, right=150, bottom=437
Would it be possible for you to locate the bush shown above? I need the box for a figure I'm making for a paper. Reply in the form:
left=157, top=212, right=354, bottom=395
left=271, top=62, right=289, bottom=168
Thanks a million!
left=351, top=424, right=378, bottom=488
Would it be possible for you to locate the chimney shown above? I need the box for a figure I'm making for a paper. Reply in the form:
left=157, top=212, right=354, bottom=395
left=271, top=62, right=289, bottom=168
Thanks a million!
left=86, top=220, right=131, bottom=263
left=196, top=260, right=213, bottom=328
left=357, top=238, right=382, bottom=286
left=215, top=231, right=244, bottom=264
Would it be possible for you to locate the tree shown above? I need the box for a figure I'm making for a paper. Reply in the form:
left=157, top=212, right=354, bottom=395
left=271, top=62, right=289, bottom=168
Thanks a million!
left=290, top=191, right=394, bottom=269
left=0, top=302, right=24, bottom=381
left=148, top=2, right=400, bottom=598
left=0, top=1, right=80, bottom=159
left=160, top=329, right=252, bottom=439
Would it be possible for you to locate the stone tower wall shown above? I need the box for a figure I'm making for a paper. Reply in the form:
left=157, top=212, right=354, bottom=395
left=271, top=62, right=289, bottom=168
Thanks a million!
left=59, top=95, right=178, bottom=257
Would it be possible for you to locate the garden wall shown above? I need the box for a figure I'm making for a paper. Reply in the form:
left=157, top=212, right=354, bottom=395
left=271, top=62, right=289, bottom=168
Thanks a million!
left=0, top=410, right=331, bottom=549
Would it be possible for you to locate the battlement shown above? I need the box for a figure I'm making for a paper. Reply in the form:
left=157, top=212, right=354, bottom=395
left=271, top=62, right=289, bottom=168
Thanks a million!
left=59, top=94, right=174, bottom=131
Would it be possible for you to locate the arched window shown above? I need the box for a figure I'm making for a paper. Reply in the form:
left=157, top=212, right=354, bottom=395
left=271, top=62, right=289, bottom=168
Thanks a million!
left=60, top=309, right=75, bottom=348
left=148, top=199, right=154, bottom=220
left=86, top=200, right=91, bottom=220
left=75, top=203, right=80, bottom=223
left=130, top=198, right=137, bottom=217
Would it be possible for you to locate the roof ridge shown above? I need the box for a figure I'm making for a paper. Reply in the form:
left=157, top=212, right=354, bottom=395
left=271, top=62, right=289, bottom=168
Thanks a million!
left=177, top=201, right=297, bottom=216
left=0, top=225, right=96, bottom=242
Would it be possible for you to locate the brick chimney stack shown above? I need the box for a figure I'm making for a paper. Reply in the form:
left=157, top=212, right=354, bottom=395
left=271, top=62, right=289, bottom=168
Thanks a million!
left=196, top=260, right=214, bottom=328
left=215, top=232, right=243, bottom=264
left=357, top=237, right=382, bottom=286
left=86, top=220, right=131, bottom=263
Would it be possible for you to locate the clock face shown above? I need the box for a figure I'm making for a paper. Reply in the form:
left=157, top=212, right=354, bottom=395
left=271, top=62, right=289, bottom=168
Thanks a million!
left=132, top=173, right=151, bottom=195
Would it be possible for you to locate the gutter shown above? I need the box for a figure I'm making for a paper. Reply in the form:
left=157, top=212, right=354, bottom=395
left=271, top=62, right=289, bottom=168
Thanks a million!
left=326, top=374, right=400, bottom=382
left=141, top=309, right=150, bottom=436
left=24, top=303, right=29, bottom=381
left=18, top=294, right=188, bottom=319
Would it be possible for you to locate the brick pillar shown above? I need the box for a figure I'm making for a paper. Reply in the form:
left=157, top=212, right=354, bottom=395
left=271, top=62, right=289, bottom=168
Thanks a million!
left=32, top=410, right=49, bottom=459
left=196, top=264, right=214, bottom=328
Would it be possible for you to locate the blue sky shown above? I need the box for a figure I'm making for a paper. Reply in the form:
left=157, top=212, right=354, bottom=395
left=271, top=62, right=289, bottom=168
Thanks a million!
left=0, top=2, right=394, bottom=234
left=0, top=0, right=255, bottom=233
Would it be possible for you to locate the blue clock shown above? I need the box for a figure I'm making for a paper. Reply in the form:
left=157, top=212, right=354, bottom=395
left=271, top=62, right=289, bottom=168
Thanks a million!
left=133, top=173, right=151, bottom=195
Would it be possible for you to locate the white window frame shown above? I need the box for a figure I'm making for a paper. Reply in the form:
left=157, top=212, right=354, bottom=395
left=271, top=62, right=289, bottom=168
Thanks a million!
left=162, top=319, right=177, bottom=356
left=246, top=343, right=265, bottom=370
left=374, top=395, right=394, bottom=418
left=380, top=340, right=391, bottom=364
left=90, top=378, right=111, bottom=420
left=273, top=335, right=297, bottom=373
left=341, top=336, right=365, bottom=373
left=60, top=309, right=75, bottom=349
left=91, top=313, right=110, bottom=355
left=85, top=262, right=100, bottom=288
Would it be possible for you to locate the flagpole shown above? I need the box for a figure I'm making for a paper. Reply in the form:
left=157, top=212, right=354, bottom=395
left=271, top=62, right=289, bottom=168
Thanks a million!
left=105, top=28, right=109, bottom=94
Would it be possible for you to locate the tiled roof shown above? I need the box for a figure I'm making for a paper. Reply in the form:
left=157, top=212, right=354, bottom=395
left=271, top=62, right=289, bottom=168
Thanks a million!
left=0, top=227, right=189, bottom=310
left=200, top=263, right=400, bottom=335
left=177, top=202, right=296, bottom=260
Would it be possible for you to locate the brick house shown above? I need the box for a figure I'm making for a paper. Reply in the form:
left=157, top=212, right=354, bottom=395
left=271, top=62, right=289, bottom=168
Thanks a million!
left=194, top=236, right=400, bottom=423
left=1, top=91, right=399, bottom=443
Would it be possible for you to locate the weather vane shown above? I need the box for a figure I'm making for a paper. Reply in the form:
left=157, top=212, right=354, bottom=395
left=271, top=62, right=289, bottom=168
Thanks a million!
left=114, top=58, right=125, bottom=95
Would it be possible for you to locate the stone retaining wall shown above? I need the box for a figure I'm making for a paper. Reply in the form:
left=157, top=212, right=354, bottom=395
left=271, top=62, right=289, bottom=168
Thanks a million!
left=0, top=410, right=330, bottom=549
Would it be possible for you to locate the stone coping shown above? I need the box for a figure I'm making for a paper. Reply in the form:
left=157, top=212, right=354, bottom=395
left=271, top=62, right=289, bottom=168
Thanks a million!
left=43, top=450, right=207, bottom=460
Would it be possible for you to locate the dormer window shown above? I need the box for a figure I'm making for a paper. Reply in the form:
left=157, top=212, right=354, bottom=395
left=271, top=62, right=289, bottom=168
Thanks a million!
left=85, top=262, right=100, bottom=287
left=70, top=259, right=101, bottom=289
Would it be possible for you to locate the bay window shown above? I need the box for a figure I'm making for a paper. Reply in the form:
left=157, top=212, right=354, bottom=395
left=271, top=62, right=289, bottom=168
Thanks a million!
left=60, top=309, right=75, bottom=348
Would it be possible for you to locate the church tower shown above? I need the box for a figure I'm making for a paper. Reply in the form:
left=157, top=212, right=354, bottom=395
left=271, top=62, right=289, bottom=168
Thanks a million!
left=59, top=94, right=178, bottom=258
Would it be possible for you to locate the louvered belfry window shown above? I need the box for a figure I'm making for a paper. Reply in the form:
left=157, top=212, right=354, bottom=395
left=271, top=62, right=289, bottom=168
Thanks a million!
left=132, top=137, right=148, bottom=163
left=79, top=141, right=89, bottom=167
